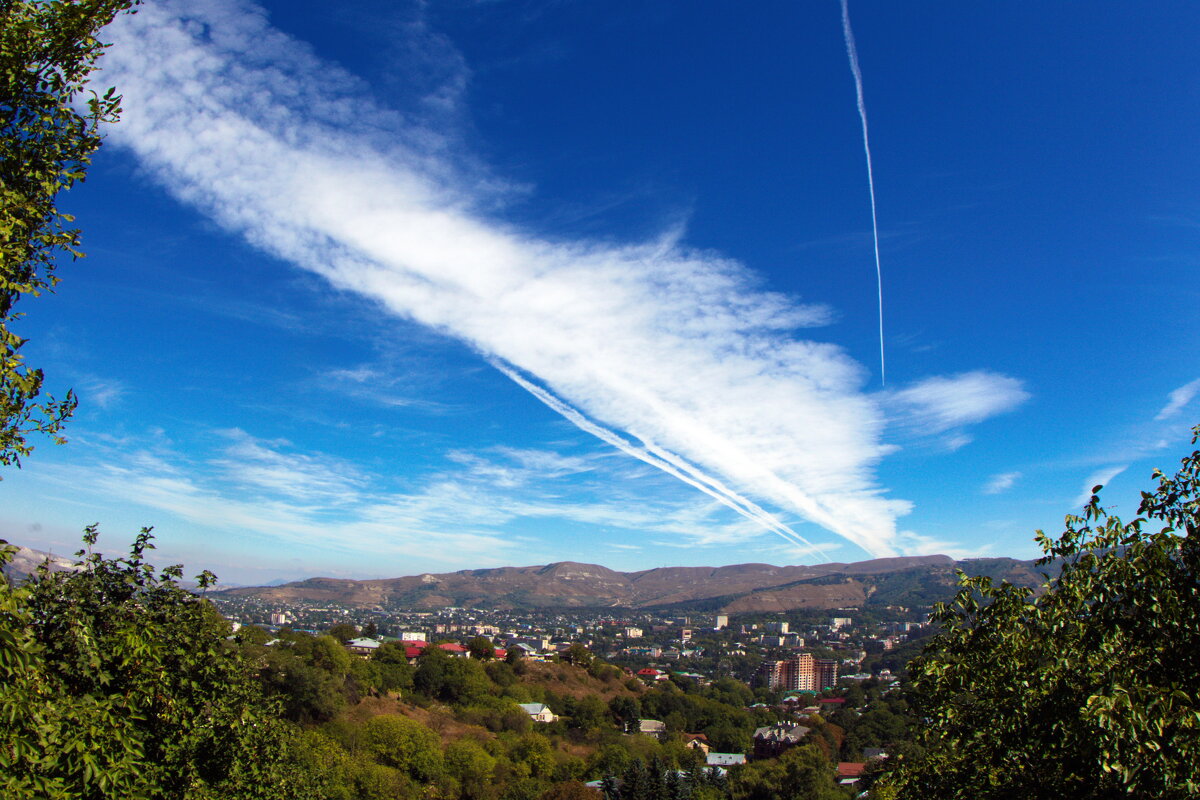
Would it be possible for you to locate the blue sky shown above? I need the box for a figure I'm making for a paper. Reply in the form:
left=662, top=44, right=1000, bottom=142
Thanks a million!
left=3, top=0, right=1198, bottom=585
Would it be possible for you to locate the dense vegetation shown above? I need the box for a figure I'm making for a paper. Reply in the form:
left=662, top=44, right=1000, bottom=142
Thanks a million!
left=879, top=427, right=1200, bottom=799
left=0, top=529, right=870, bottom=798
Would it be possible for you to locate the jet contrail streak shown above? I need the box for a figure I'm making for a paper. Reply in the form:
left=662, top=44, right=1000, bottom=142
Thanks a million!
left=840, top=0, right=886, bottom=385
left=492, top=360, right=828, bottom=559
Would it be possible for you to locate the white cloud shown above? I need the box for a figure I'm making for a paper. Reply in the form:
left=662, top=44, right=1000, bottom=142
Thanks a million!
left=97, top=1, right=1020, bottom=558
left=894, top=530, right=993, bottom=561
left=983, top=471, right=1021, bottom=495
left=1155, top=378, right=1200, bottom=421
left=80, top=376, right=127, bottom=409
left=1074, top=465, right=1128, bottom=507
left=34, top=431, right=813, bottom=568
left=212, top=429, right=366, bottom=504
left=888, top=371, right=1030, bottom=437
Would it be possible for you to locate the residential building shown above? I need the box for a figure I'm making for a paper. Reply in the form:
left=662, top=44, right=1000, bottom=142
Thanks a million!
left=753, top=724, right=810, bottom=758
left=755, top=653, right=838, bottom=690
left=518, top=703, right=558, bottom=723
left=706, top=753, right=746, bottom=767
left=346, top=637, right=380, bottom=656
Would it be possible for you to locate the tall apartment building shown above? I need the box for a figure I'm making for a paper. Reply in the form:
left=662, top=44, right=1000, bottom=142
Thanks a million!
left=814, top=658, right=838, bottom=689
left=757, top=653, right=839, bottom=691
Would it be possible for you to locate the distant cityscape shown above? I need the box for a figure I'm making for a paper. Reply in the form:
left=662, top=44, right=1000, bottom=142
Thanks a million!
left=211, top=593, right=930, bottom=688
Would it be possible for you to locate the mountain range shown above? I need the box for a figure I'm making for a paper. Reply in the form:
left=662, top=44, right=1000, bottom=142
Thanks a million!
left=213, top=555, right=1047, bottom=612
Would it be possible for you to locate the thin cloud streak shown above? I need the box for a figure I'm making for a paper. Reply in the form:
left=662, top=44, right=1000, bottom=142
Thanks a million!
left=983, top=471, right=1021, bottom=495
left=888, top=371, right=1030, bottom=436
left=1155, top=378, right=1200, bottom=421
left=1074, top=465, right=1128, bottom=507
left=840, top=0, right=886, bottom=384
left=493, top=361, right=826, bottom=558
left=100, top=0, right=1019, bottom=557
left=33, top=432, right=790, bottom=566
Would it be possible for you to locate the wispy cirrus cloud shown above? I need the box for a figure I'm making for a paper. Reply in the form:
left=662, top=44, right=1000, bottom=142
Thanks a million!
left=894, top=529, right=993, bottom=561
left=888, top=371, right=1030, bottom=436
left=212, top=428, right=367, bottom=504
left=33, top=432, right=793, bottom=569
left=1155, top=378, right=1200, bottom=421
left=1074, top=465, right=1128, bottom=507
left=983, top=471, right=1021, bottom=495
left=100, top=0, right=1022, bottom=558
left=79, top=376, right=127, bottom=410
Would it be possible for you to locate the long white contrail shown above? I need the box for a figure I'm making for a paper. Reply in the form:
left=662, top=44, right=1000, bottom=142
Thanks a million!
left=840, top=0, right=886, bottom=386
left=492, top=360, right=829, bottom=560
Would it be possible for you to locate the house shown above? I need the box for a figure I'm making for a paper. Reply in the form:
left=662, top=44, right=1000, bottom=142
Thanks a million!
left=346, top=637, right=381, bottom=656
left=836, top=762, right=866, bottom=786
left=637, top=668, right=668, bottom=681
left=706, top=753, right=746, bottom=767
left=753, top=723, right=811, bottom=758
left=511, top=642, right=548, bottom=661
left=817, top=697, right=846, bottom=714
left=518, top=703, right=558, bottom=723
left=439, top=642, right=470, bottom=658
left=638, top=719, right=666, bottom=735
left=682, top=734, right=710, bottom=754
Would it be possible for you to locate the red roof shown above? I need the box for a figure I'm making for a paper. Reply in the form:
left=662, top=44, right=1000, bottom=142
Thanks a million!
left=439, top=643, right=469, bottom=653
left=637, top=668, right=661, bottom=676
left=837, top=762, right=866, bottom=779
left=819, top=697, right=846, bottom=704
left=405, top=645, right=426, bottom=658
left=494, top=649, right=507, bottom=658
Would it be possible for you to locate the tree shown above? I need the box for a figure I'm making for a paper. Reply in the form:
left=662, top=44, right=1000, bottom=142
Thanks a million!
left=564, top=642, right=593, bottom=667
left=326, top=622, right=360, bottom=643
left=0, top=526, right=310, bottom=798
left=1, top=0, right=139, bottom=470
left=882, top=426, right=1200, bottom=800
left=469, top=634, right=498, bottom=659
left=359, top=714, right=445, bottom=783
left=445, top=738, right=498, bottom=800
left=727, top=744, right=843, bottom=800
left=373, top=641, right=415, bottom=694
left=609, top=695, right=642, bottom=734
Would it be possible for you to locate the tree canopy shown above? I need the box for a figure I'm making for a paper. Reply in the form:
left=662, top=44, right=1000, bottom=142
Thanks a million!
left=881, top=425, right=1200, bottom=800
left=1, top=0, right=138, bottom=469
left=0, top=526, right=309, bottom=799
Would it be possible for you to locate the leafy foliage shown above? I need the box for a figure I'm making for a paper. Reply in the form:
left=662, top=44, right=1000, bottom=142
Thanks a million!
left=1, top=0, right=140, bottom=468
left=727, top=744, right=843, bottom=800
left=0, top=526, right=310, bottom=799
left=883, top=426, right=1200, bottom=799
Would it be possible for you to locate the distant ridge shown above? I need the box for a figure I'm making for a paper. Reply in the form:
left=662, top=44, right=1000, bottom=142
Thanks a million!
left=0, top=544, right=80, bottom=583
left=214, top=554, right=1041, bottom=612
